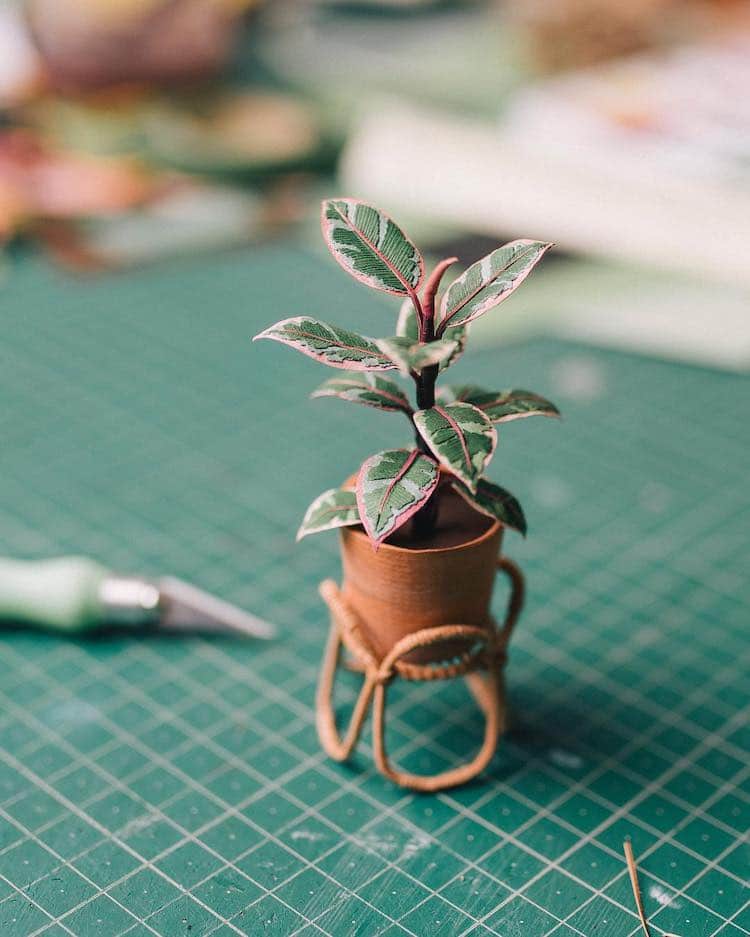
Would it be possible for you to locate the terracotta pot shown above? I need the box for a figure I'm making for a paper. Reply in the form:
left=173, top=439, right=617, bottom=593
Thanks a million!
left=340, top=488, right=503, bottom=663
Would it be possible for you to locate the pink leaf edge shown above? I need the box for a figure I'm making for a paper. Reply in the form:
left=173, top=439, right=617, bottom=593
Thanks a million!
left=356, top=449, right=438, bottom=550
left=252, top=324, right=395, bottom=372
left=438, top=240, right=554, bottom=334
left=320, top=197, right=425, bottom=297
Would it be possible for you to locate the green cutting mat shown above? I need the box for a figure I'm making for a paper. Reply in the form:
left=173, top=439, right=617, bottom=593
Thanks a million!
left=0, top=245, right=747, bottom=937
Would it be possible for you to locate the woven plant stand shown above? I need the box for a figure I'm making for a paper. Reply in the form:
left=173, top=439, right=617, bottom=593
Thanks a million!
left=316, top=557, right=524, bottom=792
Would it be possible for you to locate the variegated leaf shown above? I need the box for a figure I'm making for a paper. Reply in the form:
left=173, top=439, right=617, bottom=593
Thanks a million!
left=437, top=385, right=560, bottom=422
left=311, top=374, right=411, bottom=413
left=377, top=336, right=459, bottom=377
left=442, top=325, right=467, bottom=371
left=297, top=487, right=360, bottom=541
left=321, top=198, right=424, bottom=296
left=413, top=403, right=496, bottom=491
left=396, top=302, right=467, bottom=370
left=396, top=299, right=420, bottom=340
left=253, top=317, right=395, bottom=371
left=453, top=479, right=527, bottom=535
left=438, top=239, right=552, bottom=333
left=356, top=449, right=439, bottom=545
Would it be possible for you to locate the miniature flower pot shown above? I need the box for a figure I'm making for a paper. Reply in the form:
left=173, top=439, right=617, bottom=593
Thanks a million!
left=339, top=488, right=502, bottom=663
left=255, top=197, right=555, bottom=791
left=316, top=488, right=525, bottom=791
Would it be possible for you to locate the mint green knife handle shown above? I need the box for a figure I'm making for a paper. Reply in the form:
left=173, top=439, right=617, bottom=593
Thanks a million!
left=0, top=556, right=109, bottom=633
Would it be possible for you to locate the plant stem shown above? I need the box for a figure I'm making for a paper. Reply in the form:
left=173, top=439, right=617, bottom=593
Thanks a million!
left=410, top=260, right=456, bottom=540
left=413, top=484, right=439, bottom=539
left=414, top=364, right=437, bottom=454
left=414, top=288, right=437, bottom=451
left=412, top=359, right=440, bottom=539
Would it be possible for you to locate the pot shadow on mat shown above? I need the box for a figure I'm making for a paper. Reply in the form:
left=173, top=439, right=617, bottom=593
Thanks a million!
left=501, top=684, right=610, bottom=776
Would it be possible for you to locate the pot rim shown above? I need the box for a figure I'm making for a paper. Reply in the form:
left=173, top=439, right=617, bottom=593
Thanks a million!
left=342, top=515, right=502, bottom=557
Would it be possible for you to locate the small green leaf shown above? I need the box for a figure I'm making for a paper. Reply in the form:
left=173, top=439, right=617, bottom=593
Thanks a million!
left=413, top=403, right=496, bottom=491
left=452, top=479, right=527, bottom=535
left=321, top=198, right=424, bottom=296
left=377, top=336, right=458, bottom=377
left=441, top=325, right=467, bottom=371
left=357, top=449, right=439, bottom=545
left=397, top=302, right=466, bottom=369
left=297, top=487, right=360, bottom=541
left=438, top=239, right=552, bottom=333
left=253, top=317, right=395, bottom=371
left=437, top=386, right=560, bottom=422
left=311, top=374, right=411, bottom=413
left=396, top=299, right=420, bottom=340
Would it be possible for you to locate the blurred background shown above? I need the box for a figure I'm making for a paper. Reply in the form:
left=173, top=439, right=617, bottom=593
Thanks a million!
left=1, top=0, right=749, bottom=368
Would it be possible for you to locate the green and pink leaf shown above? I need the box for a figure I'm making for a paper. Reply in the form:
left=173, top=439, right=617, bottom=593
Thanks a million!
left=438, top=239, right=552, bottom=333
left=413, top=403, right=496, bottom=492
left=321, top=198, right=424, bottom=297
left=396, top=299, right=420, bottom=341
left=377, top=336, right=458, bottom=377
left=356, top=448, right=439, bottom=546
left=397, top=302, right=466, bottom=370
left=297, top=487, right=360, bottom=541
left=437, top=385, right=559, bottom=422
left=253, top=317, right=395, bottom=371
left=396, top=299, right=468, bottom=371
left=441, top=325, right=467, bottom=370
left=453, top=479, right=527, bottom=535
left=311, top=374, right=411, bottom=413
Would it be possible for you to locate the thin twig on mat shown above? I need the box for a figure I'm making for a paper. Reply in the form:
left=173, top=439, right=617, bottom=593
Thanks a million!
left=624, top=838, right=680, bottom=937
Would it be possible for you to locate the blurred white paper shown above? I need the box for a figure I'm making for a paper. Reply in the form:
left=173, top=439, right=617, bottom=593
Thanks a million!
left=342, top=38, right=750, bottom=368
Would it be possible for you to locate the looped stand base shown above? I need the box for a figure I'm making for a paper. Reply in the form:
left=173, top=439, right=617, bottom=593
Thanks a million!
left=316, top=557, right=524, bottom=792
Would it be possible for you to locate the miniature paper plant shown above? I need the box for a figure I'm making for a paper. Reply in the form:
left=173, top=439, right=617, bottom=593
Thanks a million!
left=255, top=197, right=559, bottom=547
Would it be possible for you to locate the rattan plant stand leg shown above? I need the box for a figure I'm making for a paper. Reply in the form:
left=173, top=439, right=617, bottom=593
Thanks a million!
left=316, top=557, right=524, bottom=792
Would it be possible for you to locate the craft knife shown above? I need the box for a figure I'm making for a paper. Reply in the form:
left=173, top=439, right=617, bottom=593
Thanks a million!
left=0, top=556, right=275, bottom=639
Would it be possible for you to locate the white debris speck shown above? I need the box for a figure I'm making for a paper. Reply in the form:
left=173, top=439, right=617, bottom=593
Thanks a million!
left=117, top=812, right=159, bottom=838
left=351, top=828, right=430, bottom=862
left=548, top=749, right=584, bottom=771
left=648, top=884, right=682, bottom=909
left=290, top=829, right=324, bottom=843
